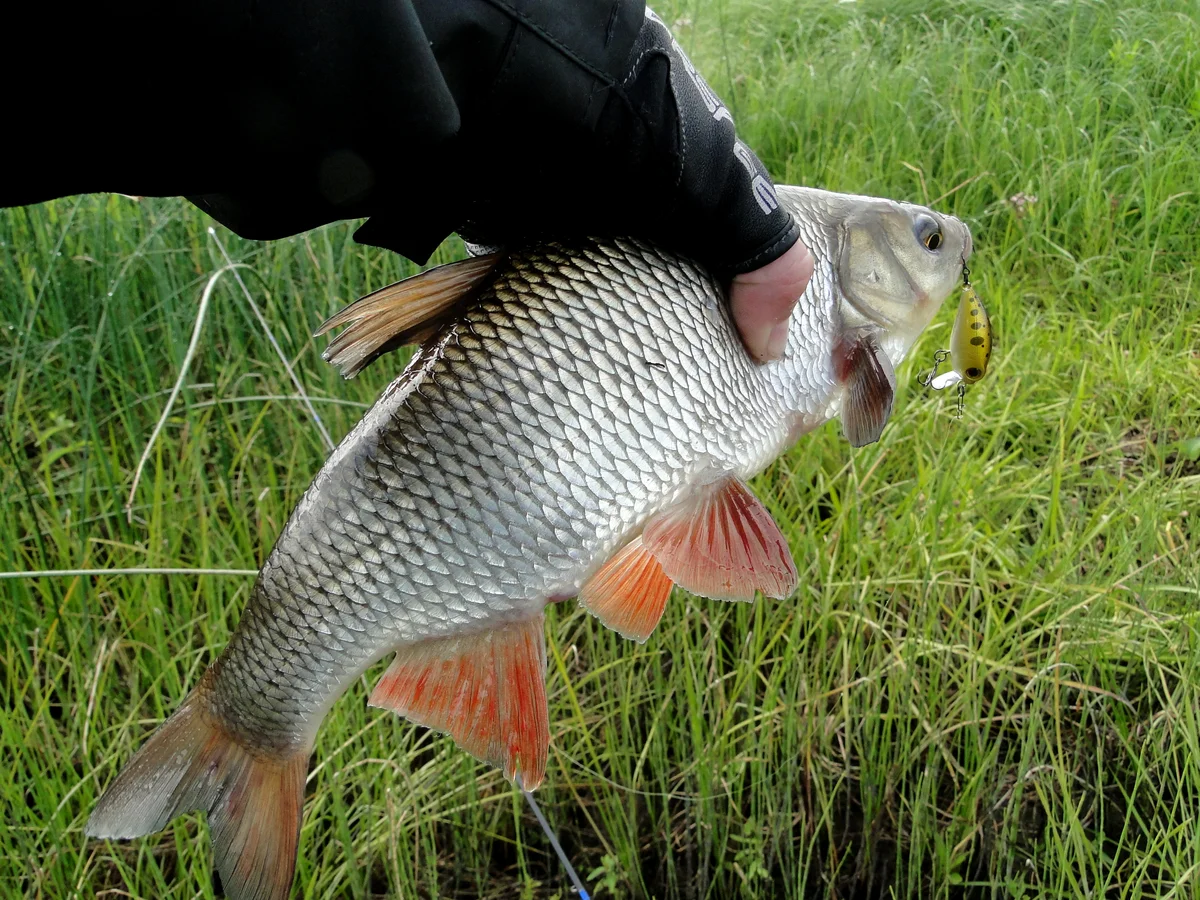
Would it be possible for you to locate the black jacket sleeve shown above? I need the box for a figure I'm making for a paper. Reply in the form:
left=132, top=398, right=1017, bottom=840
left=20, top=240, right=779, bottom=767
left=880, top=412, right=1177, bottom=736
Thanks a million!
left=4, top=1, right=797, bottom=278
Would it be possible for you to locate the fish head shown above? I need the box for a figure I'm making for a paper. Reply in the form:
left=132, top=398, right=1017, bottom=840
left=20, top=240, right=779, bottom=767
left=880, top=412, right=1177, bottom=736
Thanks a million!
left=775, top=187, right=973, bottom=445
left=833, top=195, right=972, bottom=364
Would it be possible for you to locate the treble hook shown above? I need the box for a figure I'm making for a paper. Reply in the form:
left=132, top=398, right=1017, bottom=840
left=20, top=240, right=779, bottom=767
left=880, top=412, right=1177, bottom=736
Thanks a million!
left=919, top=349, right=951, bottom=387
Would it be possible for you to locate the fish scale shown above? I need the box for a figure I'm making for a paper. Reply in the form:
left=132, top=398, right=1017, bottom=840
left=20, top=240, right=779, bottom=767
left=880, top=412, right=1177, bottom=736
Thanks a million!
left=86, top=186, right=971, bottom=900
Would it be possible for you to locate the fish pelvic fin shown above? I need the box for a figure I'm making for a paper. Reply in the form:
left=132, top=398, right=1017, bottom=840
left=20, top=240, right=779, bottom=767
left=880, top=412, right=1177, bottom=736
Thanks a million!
left=316, top=253, right=502, bottom=378
left=86, top=678, right=307, bottom=900
left=642, top=474, right=798, bottom=603
left=579, top=536, right=673, bottom=643
left=834, top=332, right=896, bottom=447
left=369, top=615, right=550, bottom=790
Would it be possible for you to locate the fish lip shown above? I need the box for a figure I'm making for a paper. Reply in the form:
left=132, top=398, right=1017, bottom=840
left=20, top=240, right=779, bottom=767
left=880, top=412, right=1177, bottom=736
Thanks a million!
left=940, top=213, right=972, bottom=267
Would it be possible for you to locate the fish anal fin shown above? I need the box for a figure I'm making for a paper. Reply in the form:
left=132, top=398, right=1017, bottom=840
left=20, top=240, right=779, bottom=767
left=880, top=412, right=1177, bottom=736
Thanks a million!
left=316, top=253, right=501, bottom=378
left=834, top=332, right=896, bottom=447
left=642, top=475, right=798, bottom=603
left=578, top=536, right=673, bottom=643
left=369, top=616, right=549, bottom=790
left=86, top=677, right=307, bottom=900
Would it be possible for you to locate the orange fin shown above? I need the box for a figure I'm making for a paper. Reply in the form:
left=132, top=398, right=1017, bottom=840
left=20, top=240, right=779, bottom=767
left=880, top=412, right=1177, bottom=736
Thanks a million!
left=642, top=474, right=798, bottom=602
left=578, top=536, right=673, bottom=643
left=86, top=679, right=307, bottom=900
left=834, top=332, right=896, bottom=447
left=369, top=616, right=549, bottom=790
left=316, top=253, right=501, bottom=378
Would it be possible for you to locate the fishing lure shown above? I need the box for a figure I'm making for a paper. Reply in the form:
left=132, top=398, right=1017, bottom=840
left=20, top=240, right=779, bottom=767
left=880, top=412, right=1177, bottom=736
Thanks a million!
left=920, top=263, right=992, bottom=416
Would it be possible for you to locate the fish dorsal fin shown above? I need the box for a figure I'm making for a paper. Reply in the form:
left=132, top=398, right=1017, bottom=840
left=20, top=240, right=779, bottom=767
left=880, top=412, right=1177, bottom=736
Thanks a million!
left=368, top=615, right=549, bottom=790
left=641, top=475, right=798, bottom=603
left=578, top=536, right=674, bottom=643
left=316, top=253, right=501, bottom=378
left=834, top=332, right=896, bottom=447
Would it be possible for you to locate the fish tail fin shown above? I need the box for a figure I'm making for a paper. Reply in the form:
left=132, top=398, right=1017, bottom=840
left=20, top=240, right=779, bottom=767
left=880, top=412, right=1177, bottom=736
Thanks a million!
left=87, top=684, right=307, bottom=900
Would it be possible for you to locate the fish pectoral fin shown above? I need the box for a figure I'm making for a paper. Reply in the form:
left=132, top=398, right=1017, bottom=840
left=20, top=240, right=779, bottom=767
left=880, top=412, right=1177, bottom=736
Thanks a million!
left=641, top=474, right=799, bottom=603
left=315, top=253, right=502, bottom=379
left=368, top=615, right=549, bottom=790
left=578, top=536, right=673, bottom=643
left=835, top=332, right=896, bottom=447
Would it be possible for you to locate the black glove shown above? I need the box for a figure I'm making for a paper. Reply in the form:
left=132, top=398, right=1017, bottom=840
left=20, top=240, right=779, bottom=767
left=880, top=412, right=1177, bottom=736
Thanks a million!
left=363, top=5, right=801, bottom=278
left=606, top=9, right=800, bottom=275
left=5, top=1, right=797, bottom=280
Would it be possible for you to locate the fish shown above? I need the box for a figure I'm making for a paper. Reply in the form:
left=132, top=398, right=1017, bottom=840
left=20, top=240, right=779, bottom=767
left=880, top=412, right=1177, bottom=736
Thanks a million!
left=85, top=186, right=971, bottom=900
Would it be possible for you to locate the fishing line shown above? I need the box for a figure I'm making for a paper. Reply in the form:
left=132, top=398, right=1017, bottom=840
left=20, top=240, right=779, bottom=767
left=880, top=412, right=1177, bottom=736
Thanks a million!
left=0, top=566, right=258, bottom=580
left=517, top=776, right=591, bottom=900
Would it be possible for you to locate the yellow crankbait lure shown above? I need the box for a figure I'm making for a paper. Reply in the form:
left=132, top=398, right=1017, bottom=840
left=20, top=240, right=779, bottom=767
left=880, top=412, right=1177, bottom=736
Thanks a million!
left=949, top=281, right=992, bottom=384
left=920, top=263, right=992, bottom=416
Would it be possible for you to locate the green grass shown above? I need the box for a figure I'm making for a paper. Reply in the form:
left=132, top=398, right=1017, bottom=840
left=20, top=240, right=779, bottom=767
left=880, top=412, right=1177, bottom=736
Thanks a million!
left=3, top=0, right=1199, bottom=897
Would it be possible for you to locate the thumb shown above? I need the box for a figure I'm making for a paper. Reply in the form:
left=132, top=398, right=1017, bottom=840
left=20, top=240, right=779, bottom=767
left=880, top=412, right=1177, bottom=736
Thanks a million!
left=729, top=240, right=815, bottom=363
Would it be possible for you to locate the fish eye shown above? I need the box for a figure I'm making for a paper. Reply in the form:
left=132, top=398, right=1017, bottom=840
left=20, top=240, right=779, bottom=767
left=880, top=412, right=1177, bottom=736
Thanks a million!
left=915, top=215, right=942, bottom=252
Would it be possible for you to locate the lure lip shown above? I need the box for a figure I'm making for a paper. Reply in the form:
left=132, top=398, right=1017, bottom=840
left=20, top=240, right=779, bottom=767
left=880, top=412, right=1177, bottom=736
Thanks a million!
left=930, top=370, right=963, bottom=390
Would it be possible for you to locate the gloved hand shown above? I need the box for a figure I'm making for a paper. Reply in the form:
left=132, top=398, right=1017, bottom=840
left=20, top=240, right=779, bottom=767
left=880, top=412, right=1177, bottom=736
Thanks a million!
left=405, top=6, right=813, bottom=362
left=5, top=1, right=812, bottom=361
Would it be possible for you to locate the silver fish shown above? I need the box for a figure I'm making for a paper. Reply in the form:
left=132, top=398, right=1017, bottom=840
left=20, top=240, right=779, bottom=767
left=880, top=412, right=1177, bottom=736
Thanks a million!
left=86, top=186, right=971, bottom=900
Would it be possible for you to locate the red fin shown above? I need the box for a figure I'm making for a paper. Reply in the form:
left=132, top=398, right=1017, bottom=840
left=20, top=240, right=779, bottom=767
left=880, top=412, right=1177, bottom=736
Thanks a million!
left=578, top=536, right=673, bottom=643
left=642, top=475, right=798, bottom=602
left=834, top=332, right=896, bottom=447
left=86, top=677, right=307, bottom=900
left=316, top=253, right=501, bottom=378
left=369, top=617, right=549, bottom=790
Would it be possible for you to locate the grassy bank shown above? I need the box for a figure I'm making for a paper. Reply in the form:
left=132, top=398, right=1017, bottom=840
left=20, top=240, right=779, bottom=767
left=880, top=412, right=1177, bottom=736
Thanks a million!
left=3, top=0, right=1199, bottom=897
